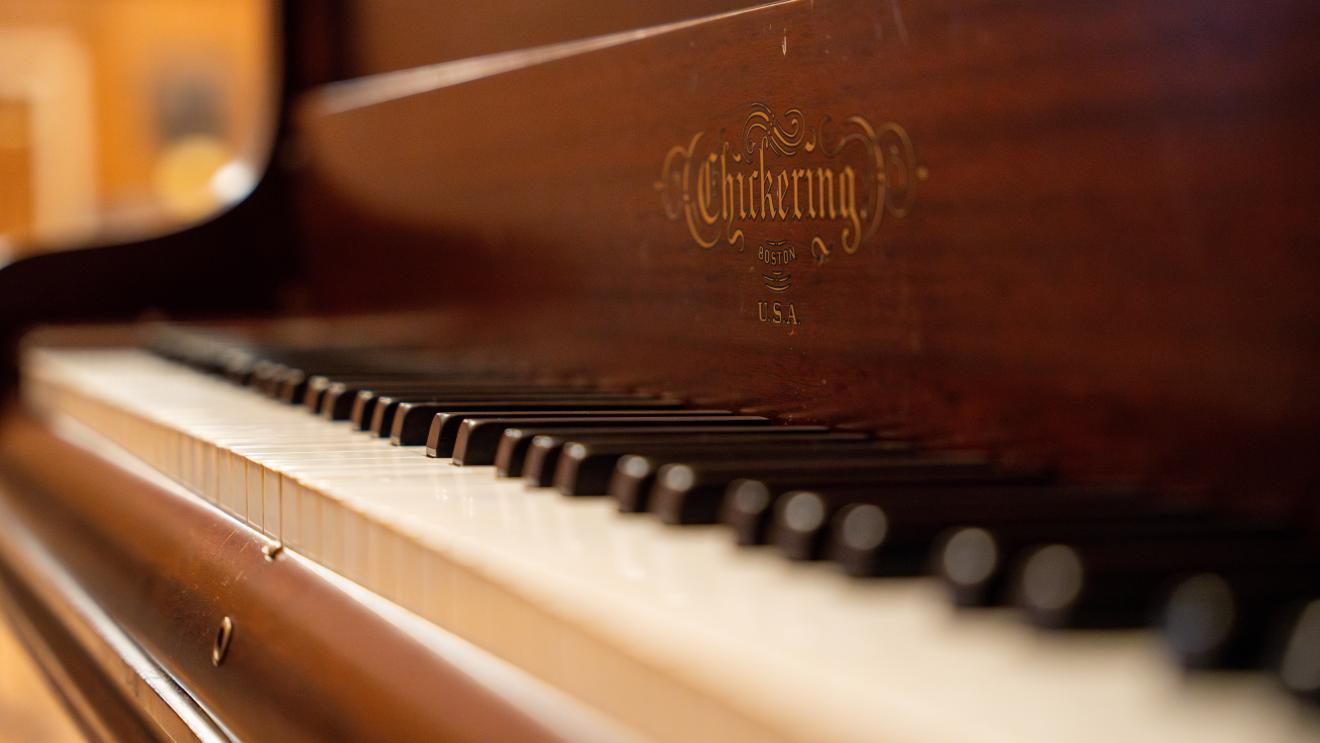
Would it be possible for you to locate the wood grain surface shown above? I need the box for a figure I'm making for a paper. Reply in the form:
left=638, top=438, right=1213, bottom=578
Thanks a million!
left=283, top=0, right=1320, bottom=514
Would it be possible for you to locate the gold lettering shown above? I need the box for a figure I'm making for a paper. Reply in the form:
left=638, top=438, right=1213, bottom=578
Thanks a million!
left=838, top=165, right=861, bottom=252
left=790, top=169, right=804, bottom=218
left=805, top=169, right=816, bottom=218
left=657, top=108, right=921, bottom=270
left=748, top=165, right=759, bottom=220
left=775, top=171, right=789, bottom=220
left=757, top=244, right=796, bottom=266
left=756, top=299, right=800, bottom=326
left=759, top=146, right=775, bottom=220
left=817, top=168, right=835, bottom=219
left=720, top=146, right=732, bottom=223
left=697, top=155, right=720, bottom=225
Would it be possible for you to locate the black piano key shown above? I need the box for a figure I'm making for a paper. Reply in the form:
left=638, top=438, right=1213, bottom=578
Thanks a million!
left=640, top=454, right=1018, bottom=525
left=223, top=351, right=258, bottom=384
left=249, top=360, right=282, bottom=395
left=723, top=481, right=1070, bottom=549
left=449, top=414, right=767, bottom=465
left=937, top=508, right=1261, bottom=606
left=310, top=377, right=404, bottom=414
left=491, top=425, right=843, bottom=480
left=723, top=482, right=937, bottom=549
left=930, top=502, right=1225, bottom=605
left=1014, top=524, right=1311, bottom=629
left=519, top=436, right=886, bottom=489
left=497, top=426, right=821, bottom=479
left=368, top=394, right=426, bottom=435
left=349, top=387, right=473, bottom=429
left=536, top=433, right=887, bottom=491
left=390, top=397, right=681, bottom=445
left=1277, top=598, right=1320, bottom=704
left=271, top=365, right=315, bottom=398
left=613, top=453, right=901, bottom=514
left=242, top=353, right=301, bottom=387
left=345, top=384, right=575, bottom=427
left=303, top=375, right=339, bottom=411
left=829, top=493, right=1190, bottom=581
left=609, top=451, right=983, bottom=514
left=282, top=365, right=408, bottom=404
left=426, top=411, right=744, bottom=459
left=530, top=428, right=864, bottom=487
left=265, top=357, right=405, bottom=401
left=321, top=381, right=434, bottom=419
left=156, top=333, right=237, bottom=375
left=327, top=379, right=573, bottom=421
left=274, top=367, right=310, bottom=402
left=778, top=486, right=1136, bottom=576
left=308, top=374, right=505, bottom=414
left=249, top=356, right=380, bottom=401
left=369, top=388, right=623, bottom=436
left=347, top=386, right=505, bottom=428
left=260, top=358, right=307, bottom=396
left=1161, top=569, right=1319, bottom=670
left=262, top=365, right=293, bottom=397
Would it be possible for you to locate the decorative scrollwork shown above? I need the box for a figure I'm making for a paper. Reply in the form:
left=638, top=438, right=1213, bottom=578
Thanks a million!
left=742, top=102, right=808, bottom=157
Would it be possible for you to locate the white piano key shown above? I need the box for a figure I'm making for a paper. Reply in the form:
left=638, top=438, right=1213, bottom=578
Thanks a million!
left=22, top=348, right=1320, bottom=743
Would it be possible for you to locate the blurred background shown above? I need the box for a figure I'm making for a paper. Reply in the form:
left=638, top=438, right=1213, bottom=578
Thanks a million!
left=0, top=0, right=273, bottom=260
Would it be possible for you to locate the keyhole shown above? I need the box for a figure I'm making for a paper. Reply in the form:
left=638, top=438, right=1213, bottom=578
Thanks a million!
left=212, top=616, right=234, bottom=667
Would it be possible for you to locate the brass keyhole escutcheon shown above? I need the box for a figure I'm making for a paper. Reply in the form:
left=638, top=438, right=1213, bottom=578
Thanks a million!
left=212, top=616, right=234, bottom=667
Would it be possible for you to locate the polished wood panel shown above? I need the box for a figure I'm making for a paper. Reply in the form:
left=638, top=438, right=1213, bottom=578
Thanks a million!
left=290, top=0, right=1320, bottom=515
left=0, top=408, right=609, bottom=743
left=338, top=0, right=772, bottom=77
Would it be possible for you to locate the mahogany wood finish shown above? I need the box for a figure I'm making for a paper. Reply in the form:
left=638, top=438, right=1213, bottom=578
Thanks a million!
left=336, top=0, right=767, bottom=77
left=0, top=410, right=593, bottom=743
left=10, top=1, right=1319, bottom=738
left=0, top=487, right=227, bottom=742
left=291, top=0, right=1320, bottom=515
left=0, top=0, right=766, bottom=388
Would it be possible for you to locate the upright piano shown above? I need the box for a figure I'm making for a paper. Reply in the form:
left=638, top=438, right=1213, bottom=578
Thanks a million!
left=1, top=1, right=1319, bottom=740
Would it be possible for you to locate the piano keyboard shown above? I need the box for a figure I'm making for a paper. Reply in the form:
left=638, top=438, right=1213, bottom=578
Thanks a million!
left=22, top=344, right=1320, bottom=743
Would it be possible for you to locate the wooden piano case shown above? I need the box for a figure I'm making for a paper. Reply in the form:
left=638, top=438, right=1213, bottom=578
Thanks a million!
left=1, top=0, right=1319, bottom=738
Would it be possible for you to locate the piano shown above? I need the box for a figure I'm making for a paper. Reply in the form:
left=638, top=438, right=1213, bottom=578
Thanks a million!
left=1, top=1, right=1318, bottom=740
